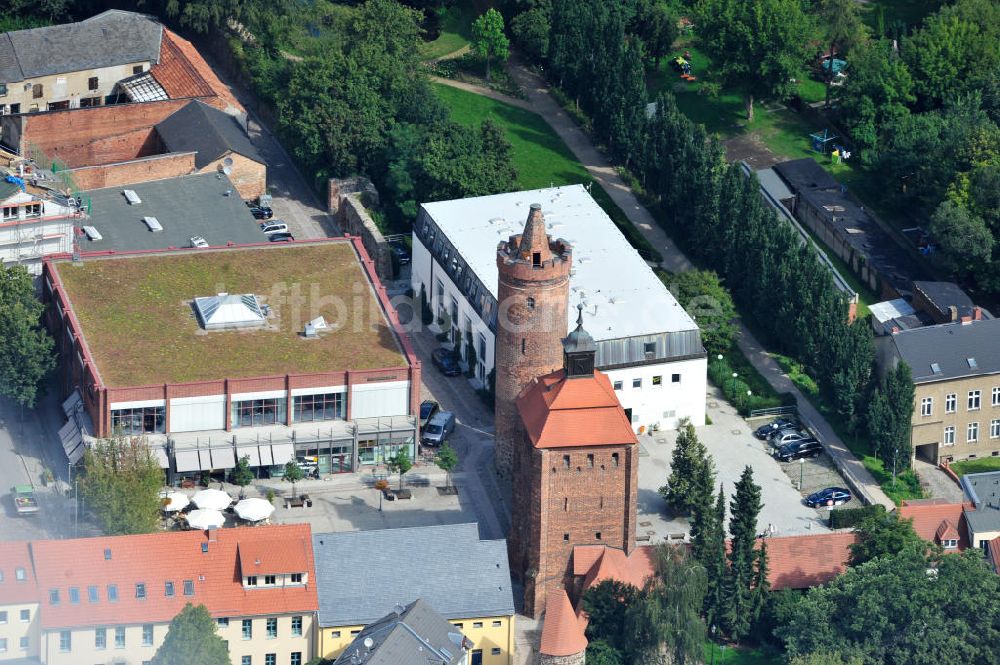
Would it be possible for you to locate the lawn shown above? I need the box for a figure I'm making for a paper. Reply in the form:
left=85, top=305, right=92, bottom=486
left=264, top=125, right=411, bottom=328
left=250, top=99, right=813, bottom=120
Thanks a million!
left=704, top=641, right=781, bottom=665
left=434, top=83, right=662, bottom=261
left=861, top=0, right=943, bottom=30
left=418, top=2, right=475, bottom=60
left=54, top=242, right=406, bottom=386
left=950, top=458, right=1000, bottom=477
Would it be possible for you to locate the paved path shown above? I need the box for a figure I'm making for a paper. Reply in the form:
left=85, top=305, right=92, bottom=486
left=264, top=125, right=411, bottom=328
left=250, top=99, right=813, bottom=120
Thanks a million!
left=431, top=76, right=534, bottom=111
left=913, top=458, right=966, bottom=503
left=458, top=58, right=897, bottom=510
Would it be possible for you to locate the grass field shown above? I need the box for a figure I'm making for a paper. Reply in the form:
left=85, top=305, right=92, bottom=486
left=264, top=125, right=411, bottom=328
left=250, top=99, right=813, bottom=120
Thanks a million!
left=704, top=641, right=781, bottom=664
left=950, top=458, right=1000, bottom=477
left=434, top=83, right=662, bottom=261
left=419, top=3, right=475, bottom=60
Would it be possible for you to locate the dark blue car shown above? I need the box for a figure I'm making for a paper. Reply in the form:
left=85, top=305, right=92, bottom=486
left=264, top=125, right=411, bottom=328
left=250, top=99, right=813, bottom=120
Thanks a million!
left=805, top=487, right=852, bottom=508
left=431, top=348, right=462, bottom=377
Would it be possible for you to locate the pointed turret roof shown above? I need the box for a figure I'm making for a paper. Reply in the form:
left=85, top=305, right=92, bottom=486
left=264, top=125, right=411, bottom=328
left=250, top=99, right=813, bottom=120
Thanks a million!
left=515, top=203, right=553, bottom=263
left=563, top=304, right=596, bottom=355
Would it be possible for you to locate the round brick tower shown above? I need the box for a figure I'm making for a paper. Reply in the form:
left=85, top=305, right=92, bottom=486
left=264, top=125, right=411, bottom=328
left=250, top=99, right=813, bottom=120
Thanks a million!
left=494, top=203, right=571, bottom=478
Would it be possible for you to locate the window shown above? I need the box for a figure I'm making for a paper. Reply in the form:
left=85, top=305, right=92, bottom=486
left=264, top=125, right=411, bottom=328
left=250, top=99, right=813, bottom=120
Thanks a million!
left=969, top=390, right=982, bottom=410
left=968, top=422, right=979, bottom=443
left=79, top=96, right=100, bottom=108
left=920, top=397, right=933, bottom=417
left=88, top=586, right=99, bottom=603
left=164, top=581, right=174, bottom=597
left=19, top=637, right=28, bottom=651
left=652, top=375, right=662, bottom=386
left=632, top=378, right=642, bottom=388
left=944, top=426, right=955, bottom=445
left=993, top=386, right=1000, bottom=407
left=133, top=65, right=144, bottom=75
left=452, top=623, right=464, bottom=630
left=142, top=624, right=154, bottom=646
left=107, top=584, right=118, bottom=602
left=293, top=392, right=345, bottom=422
left=0, top=638, right=6, bottom=653
left=15, top=567, right=26, bottom=581
left=115, top=626, right=125, bottom=648
left=331, top=631, right=341, bottom=638
left=291, top=653, right=302, bottom=665
left=521, top=338, right=526, bottom=354
left=587, top=454, right=594, bottom=468
left=596, top=531, right=602, bottom=540
left=183, top=580, right=194, bottom=596
left=49, top=589, right=60, bottom=605
left=526, top=297, right=535, bottom=310
left=562, top=454, right=570, bottom=469
left=0, top=611, right=6, bottom=624
left=104, top=548, right=112, bottom=560
left=0, top=83, right=6, bottom=95
left=492, top=621, right=502, bottom=628
left=942, top=538, right=958, bottom=549
left=135, top=583, right=146, bottom=599
left=218, top=618, right=229, bottom=627
left=672, top=373, right=681, bottom=383
left=32, top=84, right=42, bottom=99
left=266, top=617, right=277, bottom=639
left=992, top=420, right=1000, bottom=439
left=94, top=627, right=107, bottom=649
left=492, top=648, right=502, bottom=656
left=946, top=393, right=957, bottom=413
left=473, top=622, right=484, bottom=629
left=643, top=342, right=656, bottom=356
left=350, top=630, right=361, bottom=636
left=88, top=76, right=98, bottom=90
left=265, top=654, right=276, bottom=665
left=290, top=573, right=303, bottom=584
left=532, top=252, right=541, bottom=267
left=242, top=619, right=252, bottom=640
left=59, top=630, right=71, bottom=652
left=242, top=657, right=252, bottom=665
left=291, top=616, right=302, bottom=636
left=613, top=380, right=623, bottom=390
left=247, top=576, right=258, bottom=587
left=110, top=406, right=165, bottom=435
left=20, top=609, right=29, bottom=622
left=563, top=533, right=569, bottom=541
left=232, top=398, right=286, bottom=428
left=69, top=587, right=82, bottom=604
left=264, top=575, right=276, bottom=586
left=472, top=649, right=483, bottom=665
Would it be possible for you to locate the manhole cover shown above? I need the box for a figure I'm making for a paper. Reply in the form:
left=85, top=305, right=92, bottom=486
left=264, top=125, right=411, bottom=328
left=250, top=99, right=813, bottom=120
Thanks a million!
left=708, top=401, right=719, bottom=408
left=656, top=437, right=668, bottom=444
left=639, top=521, right=652, bottom=527
left=731, top=429, right=742, bottom=436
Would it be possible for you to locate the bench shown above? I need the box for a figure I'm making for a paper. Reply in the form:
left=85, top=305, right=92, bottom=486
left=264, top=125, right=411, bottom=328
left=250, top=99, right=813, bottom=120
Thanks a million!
left=284, top=494, right=312, bottom=509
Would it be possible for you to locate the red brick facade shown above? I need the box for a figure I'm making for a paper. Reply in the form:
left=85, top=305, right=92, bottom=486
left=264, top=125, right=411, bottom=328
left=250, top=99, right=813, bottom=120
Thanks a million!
left=65, top=152, right=197, bottom=190
left=494, top=204, right=571, bottom=477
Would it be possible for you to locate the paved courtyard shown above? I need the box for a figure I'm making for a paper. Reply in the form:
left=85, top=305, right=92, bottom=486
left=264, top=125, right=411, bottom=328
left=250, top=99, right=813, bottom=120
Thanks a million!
left=636, top=385, right=831, bottom=541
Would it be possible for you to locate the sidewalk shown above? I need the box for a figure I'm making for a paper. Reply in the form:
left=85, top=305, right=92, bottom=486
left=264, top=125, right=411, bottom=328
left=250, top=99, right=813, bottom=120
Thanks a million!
left=493, top=56, right=896, bottom=510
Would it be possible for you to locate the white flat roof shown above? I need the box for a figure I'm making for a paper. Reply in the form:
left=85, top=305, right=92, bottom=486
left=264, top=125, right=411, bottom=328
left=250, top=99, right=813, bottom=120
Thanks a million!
left=870, top=298, right=916, bottom=323
left=420, top=185, right=697, bottom=340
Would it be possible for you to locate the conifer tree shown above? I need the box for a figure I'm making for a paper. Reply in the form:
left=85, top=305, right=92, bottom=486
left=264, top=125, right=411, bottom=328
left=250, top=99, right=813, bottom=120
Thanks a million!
left=725, top=466, right=763, bottom=640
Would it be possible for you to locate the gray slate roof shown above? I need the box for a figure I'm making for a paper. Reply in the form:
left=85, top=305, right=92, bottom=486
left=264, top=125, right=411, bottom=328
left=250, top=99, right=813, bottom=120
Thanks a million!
left=82, top=172, right=264, bottom=251
left=313, top=523, right=515, bottom=626
left=333, top=599, right=469, bottom=665
left=0, top=11, right=162, bottom=83
left=890, top=318, right=1000, bottom=383
left=156, top=100, right=262, bottom=169
left=772, top=158, right=840, bottom=192
left=912, top=281, right=989, bottom=321
left=960, top=472, right=1000, bottom=532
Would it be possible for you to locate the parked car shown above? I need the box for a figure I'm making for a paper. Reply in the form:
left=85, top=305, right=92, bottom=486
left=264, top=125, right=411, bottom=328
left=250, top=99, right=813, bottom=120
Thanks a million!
left=754, top=417, right=796, bottom=440
left=419, top=400, right=439, bottom=428
left=390, top=242, right=411, bottom=265
left=10, top=484, right=39, bottom=516
left=767, top=428, right=808, bottom=447
left=421, top=411, right=456, bottom=445
left=776, top=439, right=823, bottom=462
left=190, top=236, right=209, bottom=248
left=260, top=222, right=289, bottom=234
left=249, top=206, right=273, bottom=220
left=805, top=487, right=852, bottom=508
left=431, top=348, right=462, bottom=376
left=268, top=232, right=295, bottom=243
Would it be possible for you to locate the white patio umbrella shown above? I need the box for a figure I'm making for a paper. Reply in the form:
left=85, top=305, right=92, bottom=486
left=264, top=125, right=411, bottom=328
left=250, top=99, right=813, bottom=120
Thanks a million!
left=186, top=509, right=226, bottom=530
left=234, top=498, right=275, bottom=522
left=162, top=492, right=190, bottom=512
left=191, top=489, right=232, bottom=511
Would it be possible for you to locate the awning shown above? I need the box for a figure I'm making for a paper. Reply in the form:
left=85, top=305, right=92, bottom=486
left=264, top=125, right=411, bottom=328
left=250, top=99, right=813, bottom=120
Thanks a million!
left=175, top=449, right=207, bottom=473
left=210, top=447, right=236, bottom=470
left=272, top=442, right=294, bottom=465
left=150, top=445, right=170, bottom=469
left=235, top=446, right=261, bottom=467
left=257, top=445, right=273, bottom=466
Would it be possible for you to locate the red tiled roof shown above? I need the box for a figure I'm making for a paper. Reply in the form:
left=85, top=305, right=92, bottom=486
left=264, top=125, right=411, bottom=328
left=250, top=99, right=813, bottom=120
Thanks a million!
left=238, top=539, right=309, bottom=577
left=30, top=524, right=316, bottom=629
left=934, top=519, right=959, bottom=543
left=899, top=499, right=974, bottom=551
left=758, top=532, right=856, bottom=590
left=574, top=545, right=656, bottom=593
left=151, top=30, right=243, bottom=114
left=538, top=589, right=588, bottom=656
left=989, top=537, right=1000, bottom=574
left=0, top=541, right=40, bottom=605
left=517, top=370, right=637, bottom=449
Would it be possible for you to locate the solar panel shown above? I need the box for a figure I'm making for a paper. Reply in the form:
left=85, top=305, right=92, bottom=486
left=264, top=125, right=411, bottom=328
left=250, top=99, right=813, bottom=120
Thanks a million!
left=123, top=189, right=141, bottom=205
left=142, top=216, right=163, bottom=232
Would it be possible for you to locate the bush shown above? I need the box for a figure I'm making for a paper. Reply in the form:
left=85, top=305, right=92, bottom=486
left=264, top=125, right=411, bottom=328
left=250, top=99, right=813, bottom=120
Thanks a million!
left=829, top=504, right=885, bottom=529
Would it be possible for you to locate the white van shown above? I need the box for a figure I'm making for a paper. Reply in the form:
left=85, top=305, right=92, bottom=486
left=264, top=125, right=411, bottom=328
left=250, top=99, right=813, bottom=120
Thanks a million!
left=261, top=222, right=289, bottom=234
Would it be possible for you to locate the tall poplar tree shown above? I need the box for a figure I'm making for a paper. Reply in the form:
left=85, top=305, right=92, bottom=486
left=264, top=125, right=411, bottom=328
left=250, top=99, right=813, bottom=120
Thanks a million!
left=725, top=466, right=763, bottom=640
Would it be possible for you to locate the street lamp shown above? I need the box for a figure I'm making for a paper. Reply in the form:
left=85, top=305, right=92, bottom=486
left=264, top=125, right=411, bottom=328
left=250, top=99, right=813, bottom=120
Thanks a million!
left=892, top=447, right=898, bottom=487
left=799, top=457, right=805, bottom=490
left=731, top=372, right=738, bottom=394
left=717, top=354, right=724, bottom=362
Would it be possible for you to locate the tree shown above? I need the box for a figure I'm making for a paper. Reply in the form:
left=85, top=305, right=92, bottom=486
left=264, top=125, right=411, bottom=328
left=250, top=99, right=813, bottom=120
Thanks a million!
left=929, top=200, right=994, bottom=279
left=151, top=603, right=229, bottom=665
left=724, top=465, right=764, bottom=640
left=511, top=7, right=550, bottom=62
left=0, top=265, right=55, bottom=408
left=585, top=639, right=623, bottom=665
left=231, top=455, right=254, bottom=497
left=660, top=421, right=715, bottom=516
left=636, top=2, right=679, bottom=70
left=692, top=484, right=728, bottom=631
left=867, top=362, right=914, bottom=468
left=664, top=269, right=737, bottom=355
left=472, top=8, right=510, bottom=83
left=849, top=511, right=925, bottom=565
left=282, top=461, right=304, bottom=498
left=388, top=448, right=412, bottom=490
left=582, top=580, right=640, bottom=651
left=815, top=0, right=867, bottom=108
left=694, top=0, right=813, bottom=120
left=79, top=434, right=164, bottom=535
left=632, top=544, right=707, bottom=665
left=778, top=548, right=1000, bottom=665
left=790, top=654, right=864, bottom=665
left=435, top=442, right=459, bottom=491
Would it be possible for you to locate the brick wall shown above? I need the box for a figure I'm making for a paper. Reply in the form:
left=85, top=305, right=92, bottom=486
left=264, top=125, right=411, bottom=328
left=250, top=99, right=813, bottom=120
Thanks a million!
left=65, top=152, right=197, bottom=190
left=201, top=151, right=266, bottom=200
left=18, top=100, right=189, bottom=167
left=337, top=194, right=392, bottom=281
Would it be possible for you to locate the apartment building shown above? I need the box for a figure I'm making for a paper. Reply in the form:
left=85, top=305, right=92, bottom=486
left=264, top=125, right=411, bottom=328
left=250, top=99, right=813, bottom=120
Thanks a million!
left=0, top=542, right=41, bottom=664
left=0, top=177, right=75, bottom=275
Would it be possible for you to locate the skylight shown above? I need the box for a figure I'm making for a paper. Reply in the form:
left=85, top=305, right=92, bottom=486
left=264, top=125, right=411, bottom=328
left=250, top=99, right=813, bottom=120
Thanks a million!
left=193, top=293, right=267, bottom=331
left=968, top=358, right=978, bottom=368
left=930, top=363, right=942, bottom=374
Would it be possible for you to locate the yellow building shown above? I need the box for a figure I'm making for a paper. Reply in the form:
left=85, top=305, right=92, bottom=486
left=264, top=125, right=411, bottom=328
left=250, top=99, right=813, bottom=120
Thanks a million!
left=313, top=524, right=516, bottom=665
left=0, top=11, right=163, bottom=114
left=0, top=542, right=41, bottom=664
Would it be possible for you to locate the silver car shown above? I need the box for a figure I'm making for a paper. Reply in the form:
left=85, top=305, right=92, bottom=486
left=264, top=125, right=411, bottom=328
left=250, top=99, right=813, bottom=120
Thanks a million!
left=768, top=428, right=808, bottom=448
left=421, top=411, right=455, bottom=446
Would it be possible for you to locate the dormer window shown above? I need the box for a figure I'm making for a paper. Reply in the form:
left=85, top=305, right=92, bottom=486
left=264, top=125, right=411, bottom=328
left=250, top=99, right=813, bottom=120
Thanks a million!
left=290, top=573, right=303, bottom=584
left=942, top=539, right=958, bottom=549
left=246, top=576, right=257, bottom=587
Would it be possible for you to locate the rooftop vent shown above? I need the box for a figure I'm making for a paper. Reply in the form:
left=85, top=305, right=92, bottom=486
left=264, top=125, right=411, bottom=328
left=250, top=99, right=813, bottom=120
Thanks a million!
left=123, top=189, right=141, bottom=205
left=143, top=216, right=163, bottom=232
left=193, top=293, right=266, bottom=331
left=83, top=226, right=103, bottom=241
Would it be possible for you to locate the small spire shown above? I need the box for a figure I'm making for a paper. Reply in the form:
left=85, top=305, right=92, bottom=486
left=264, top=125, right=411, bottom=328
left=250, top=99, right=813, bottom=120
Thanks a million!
left=516, top=203, right=553, bottom=264
left=574, top=303, right=584, bottom=330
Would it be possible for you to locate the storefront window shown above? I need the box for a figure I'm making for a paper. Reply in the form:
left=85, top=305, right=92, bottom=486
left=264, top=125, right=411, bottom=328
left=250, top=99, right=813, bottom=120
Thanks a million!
left=111, top=406, right=165, bottom=435
left=231, top=398, right=287, bottom=428
left=299, top=443, right=353, bottom=474
left=292, top=393, right=345, bottom=422
left=357, top=433, right=415, bottom=465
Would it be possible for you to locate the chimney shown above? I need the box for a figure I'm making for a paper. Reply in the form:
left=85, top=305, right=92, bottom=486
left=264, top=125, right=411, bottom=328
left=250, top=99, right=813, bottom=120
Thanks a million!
left=974, top=306, right=982, bottom=321
left=948, top=305, right=959, bottom=322
left=961, top=315, right=972, bottom=325
left=891, top=325, right=901, bottom=334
